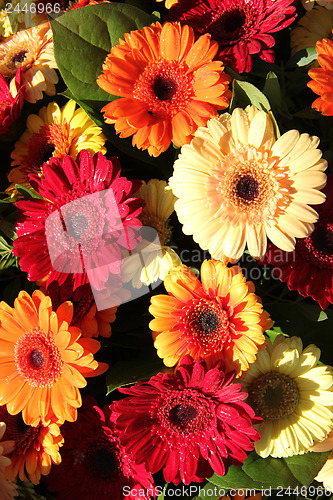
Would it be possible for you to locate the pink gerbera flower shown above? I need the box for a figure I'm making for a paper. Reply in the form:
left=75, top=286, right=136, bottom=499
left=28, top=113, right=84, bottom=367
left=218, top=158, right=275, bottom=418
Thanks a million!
left=262, top=174, right=333, bottom=310
left=45, top=396, right=155, bottom=500
left=167, top=0, right=297, bottom=73
left=13, top=150, right=144, bottom=301
left=111, top=355, right=261, bottom=485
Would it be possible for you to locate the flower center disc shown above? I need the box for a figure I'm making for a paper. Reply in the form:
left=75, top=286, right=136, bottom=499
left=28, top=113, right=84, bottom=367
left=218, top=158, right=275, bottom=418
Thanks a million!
left=91, top=448, right=119, bottom=476
left=301, top=221, right=333, bottom=269
left=158, top=391, right=211, bottom=436
left=153, top=76, right=178, bottom=101
left=236, top=174, right=260, bottom=202
left=247, top=372, right=300, bottom=420
left=185, top=299, right=229, bottom=354
left=14, top=328, right=63, bottom=388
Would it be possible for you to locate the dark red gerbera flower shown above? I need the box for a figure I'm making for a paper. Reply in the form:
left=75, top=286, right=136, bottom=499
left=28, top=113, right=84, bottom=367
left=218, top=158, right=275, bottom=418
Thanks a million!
left=13, top=150, right=144, bottom=301
left=44, top=396, right=155, bottom=500
left=262, top=174, right=333, bottom=310
left=167, top=0, right=297, bottom=73
left=111, top=355, right=261, bottom=486
left=0, top=68, right=24, bottom=135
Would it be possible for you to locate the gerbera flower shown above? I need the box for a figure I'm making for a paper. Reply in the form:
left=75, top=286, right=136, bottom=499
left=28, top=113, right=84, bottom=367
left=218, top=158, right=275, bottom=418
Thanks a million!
left=241, top=335, right=333, bottom=458
left=97, top=21, right=231, bottom=157
left=111, top=355, right=261, bottom=485
left=155, top=0, right=178, bottom=8
left=13, top=151, right=144, bottom=301
left=290, top=5, right=333, bottom=60
left=262, top=175, right=333, bottom=310
left=0, top=290, right=108, bottom=426
left=0, top=0, right=35, bottom=38
left=167, top=0, right=297, bottom=73
left=121, top=179, right=181, bottom=289
left=0, top=22, right=58, bottom=103
left=8, top=99, right=106, bottom=193
left=308, top=35, right=333, bottom=116
left=169, top=105, right=327, bottom=262
left=311, top=430, right=333, bottom=490
left=302, top=0, right=333, bottom=10
left=0, top=405, right=63, bottom=485
left=149, top=259, right=272, bottom=375
left=45, top=396, right=155, bottom=500
left=0, top=67, right=24, bottom=135
left=0, top=423, right=17, bottom=500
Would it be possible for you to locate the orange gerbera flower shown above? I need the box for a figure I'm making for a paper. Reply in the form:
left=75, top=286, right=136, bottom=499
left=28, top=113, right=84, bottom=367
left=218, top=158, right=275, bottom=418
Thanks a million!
left=0, top=290, right=108, bottom=427
left=308, top=34, right=333, bottom=116
left=0, top=405, right=63, bottom=485
left=97, top=21, right=231, bottom=157
left=149, top=260, right=272, bottom=375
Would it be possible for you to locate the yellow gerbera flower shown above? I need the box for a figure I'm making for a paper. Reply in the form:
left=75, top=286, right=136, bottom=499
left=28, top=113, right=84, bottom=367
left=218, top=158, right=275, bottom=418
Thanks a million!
left=311, top=430, right=333, bottom=490
left=169, top=105, right=327, bottom=263
left=8, top=99, right=106, bottom=193
left=0, top=0, right=36, bottom=38
left=149, top=259, right=272, bottom=375
left=0, top=22, right=57, bottom=103
left=242, top=335, right=333, bottom=458
left=290, top=5, right=333, bottom=60
left=121, top=179, right=181, bottom=289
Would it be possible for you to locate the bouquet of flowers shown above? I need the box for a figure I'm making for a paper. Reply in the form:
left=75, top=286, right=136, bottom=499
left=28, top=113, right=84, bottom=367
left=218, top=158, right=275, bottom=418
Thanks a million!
left=0, top=0, right=333, bottom=498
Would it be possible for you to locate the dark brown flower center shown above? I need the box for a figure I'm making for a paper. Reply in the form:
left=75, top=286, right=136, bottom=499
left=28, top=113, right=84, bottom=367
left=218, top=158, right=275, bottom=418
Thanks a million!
left=30, top=349, right=45, bottom=369
left=219, top=9, right=247, bottom=34
left=247, top=372, right=299, bottom=420
left=311, top=222, right=333, bottom=255
left=169, top=404, right=199, bottom=430
left=236, top=174, right=260, bottom=202
left=198, top=310, right=221, bottom=333
left=299, top=220, right=333, bottom=269
left=91, top=448, right=119, bottom=475
left=12, top=50, right=28, bottom=64
left=153, top=75, right=178, bottom=101
left=40, top=144, right=55, bottom=165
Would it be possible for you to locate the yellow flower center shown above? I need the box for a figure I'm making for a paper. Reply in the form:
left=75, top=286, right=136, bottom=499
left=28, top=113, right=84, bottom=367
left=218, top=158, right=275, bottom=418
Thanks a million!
left=247, top=372, right=300, bottom=420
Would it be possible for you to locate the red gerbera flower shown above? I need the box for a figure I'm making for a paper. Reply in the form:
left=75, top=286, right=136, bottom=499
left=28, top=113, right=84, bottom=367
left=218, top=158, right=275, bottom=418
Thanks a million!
left=13, top=150, right=144, bottom=301
left=111, top=355, right=261, bottom=485
left=167, top=0, right=297, bottom=73
left=262, top=174, right=333, bottom=309
left=0, top=68, right=24, bottom=135
left=45, top=396, right=155, bottom=500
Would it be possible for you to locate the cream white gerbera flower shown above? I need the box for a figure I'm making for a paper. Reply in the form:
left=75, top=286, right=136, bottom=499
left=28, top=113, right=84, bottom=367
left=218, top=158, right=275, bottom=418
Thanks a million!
left=0, top=22, right=57, bottom=103
left=241, top=335, right=333, bottom=458
left=121, top=179, right=181, bottom=289
left=169, top=105, right=327, bottom=263
left=310, top=430, right=333, bottom=490
left=291, top=5, right=333, bottom=59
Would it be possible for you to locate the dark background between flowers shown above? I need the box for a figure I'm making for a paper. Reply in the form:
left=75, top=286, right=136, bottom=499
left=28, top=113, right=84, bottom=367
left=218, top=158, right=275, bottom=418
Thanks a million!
left=0, top=0, right=333, bottom=498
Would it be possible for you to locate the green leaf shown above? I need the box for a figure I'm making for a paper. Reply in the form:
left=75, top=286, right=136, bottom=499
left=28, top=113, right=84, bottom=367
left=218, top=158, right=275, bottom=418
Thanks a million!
left=16, top=480, right=50, bottom=499
left=262, top=72, right=282, bottom=114
left=14, top=184, right=43, bottom=200
left=106, top=349, right=173, bottom=394
left=50, top=3, right=156, bottom=101
left=0, top=235, right=17, bottom=270
left=286, top=47, right=318, bottom=68
left=207, top=450, right=331, bottom=490
left=284, top=451, right=331, bottom=487
left=229, top=80, right=280, bottom=137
